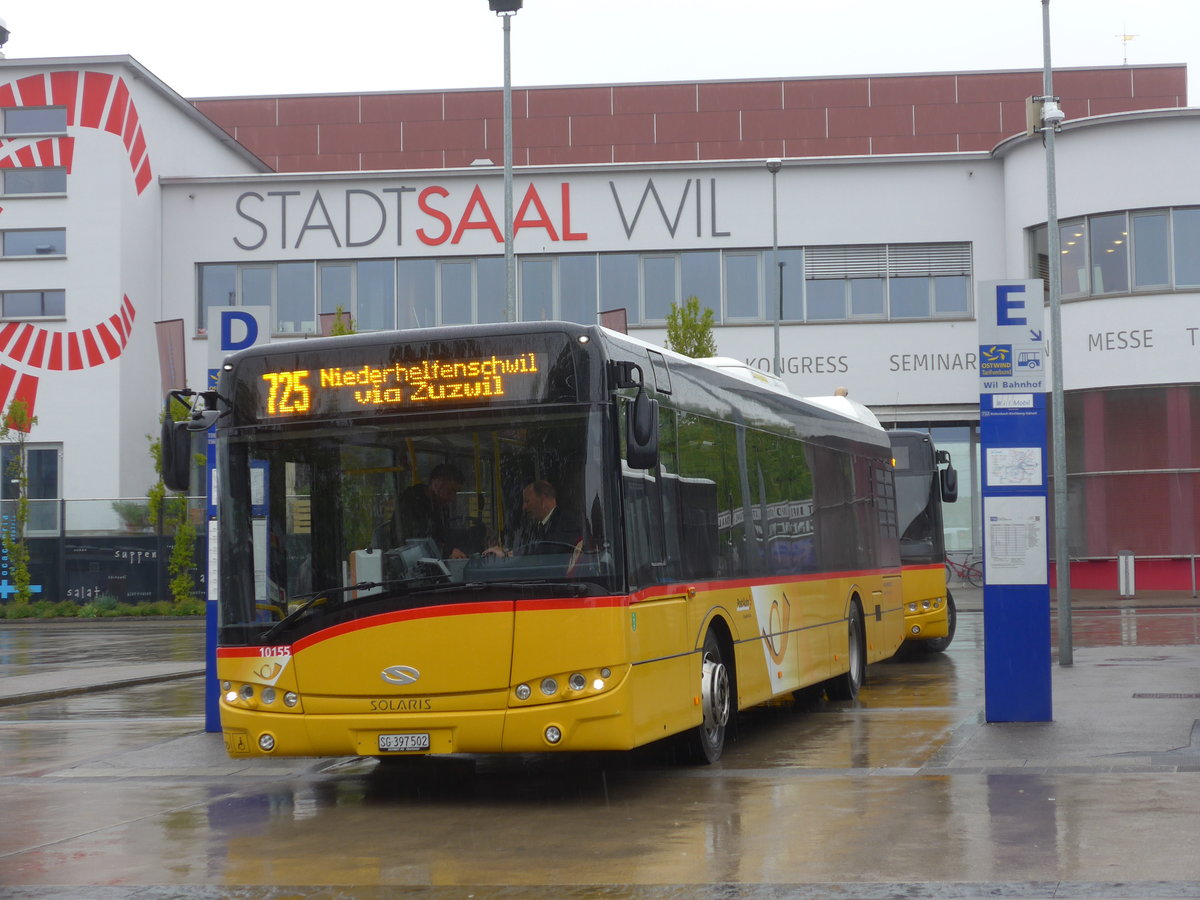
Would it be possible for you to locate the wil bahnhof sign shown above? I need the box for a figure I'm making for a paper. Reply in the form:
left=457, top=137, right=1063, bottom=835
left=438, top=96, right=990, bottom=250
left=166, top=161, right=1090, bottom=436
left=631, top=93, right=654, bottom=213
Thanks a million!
left=977, top=280, right=1051, bottom=723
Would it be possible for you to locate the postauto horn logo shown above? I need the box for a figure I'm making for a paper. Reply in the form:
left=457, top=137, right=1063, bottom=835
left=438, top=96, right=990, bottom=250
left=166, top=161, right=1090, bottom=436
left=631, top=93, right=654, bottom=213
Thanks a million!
left=381, top=665, right=421, bottom=686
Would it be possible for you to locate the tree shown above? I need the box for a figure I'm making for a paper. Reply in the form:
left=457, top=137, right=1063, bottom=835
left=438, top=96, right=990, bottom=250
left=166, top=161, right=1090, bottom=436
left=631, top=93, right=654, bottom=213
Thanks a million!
left=148, top=397, right=200, bottom=605
left=330, top=304, right=356, bottom=335
left=1, top=399, right=37, bottom=603
left=665, top=296, right=718, bottom=359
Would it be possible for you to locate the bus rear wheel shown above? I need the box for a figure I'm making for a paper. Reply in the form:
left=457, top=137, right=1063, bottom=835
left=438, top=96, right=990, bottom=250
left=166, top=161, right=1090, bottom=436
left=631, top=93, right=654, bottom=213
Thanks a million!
left=826, top=600, right=865, bottom=701
left=686, top=628, right=731, bottom=764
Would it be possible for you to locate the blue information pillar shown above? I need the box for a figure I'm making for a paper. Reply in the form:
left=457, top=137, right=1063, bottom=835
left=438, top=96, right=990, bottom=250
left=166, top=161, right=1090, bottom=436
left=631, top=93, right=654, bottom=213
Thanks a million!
left=978, top=280, right=1052, bottom=722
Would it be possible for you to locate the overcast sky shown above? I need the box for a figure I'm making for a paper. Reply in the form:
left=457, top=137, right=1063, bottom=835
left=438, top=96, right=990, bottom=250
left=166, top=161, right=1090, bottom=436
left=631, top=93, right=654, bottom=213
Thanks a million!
left=1, top=0, right=1195, bottom=101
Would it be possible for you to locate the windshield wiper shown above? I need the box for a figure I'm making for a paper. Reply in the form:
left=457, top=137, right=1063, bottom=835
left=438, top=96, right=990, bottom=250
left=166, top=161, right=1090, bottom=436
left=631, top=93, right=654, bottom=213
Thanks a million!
left=259, top=581, right=390, bottom=643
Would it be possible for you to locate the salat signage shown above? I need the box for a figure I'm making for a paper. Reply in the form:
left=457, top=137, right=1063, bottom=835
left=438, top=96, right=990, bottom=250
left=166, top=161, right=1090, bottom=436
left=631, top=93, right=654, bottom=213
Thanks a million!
left=230, top=176, right=734, bottom=251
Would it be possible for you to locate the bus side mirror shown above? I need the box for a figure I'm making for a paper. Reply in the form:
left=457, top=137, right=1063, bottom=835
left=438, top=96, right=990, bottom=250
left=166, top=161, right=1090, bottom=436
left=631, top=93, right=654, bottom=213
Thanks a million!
left=940, top=464, right=958, bottom=504
left=626, top=388, right=659, bottom=469
left=162, top=419, right=192, bottom=493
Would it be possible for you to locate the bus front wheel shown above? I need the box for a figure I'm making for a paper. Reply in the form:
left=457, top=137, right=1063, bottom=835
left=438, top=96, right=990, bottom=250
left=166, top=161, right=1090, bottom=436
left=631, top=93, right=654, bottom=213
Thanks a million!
left=921, top=590, right=957, bottom=653
left=826, top=600, right=865, bottom=701
left=686, top=628, right=731, bottom=764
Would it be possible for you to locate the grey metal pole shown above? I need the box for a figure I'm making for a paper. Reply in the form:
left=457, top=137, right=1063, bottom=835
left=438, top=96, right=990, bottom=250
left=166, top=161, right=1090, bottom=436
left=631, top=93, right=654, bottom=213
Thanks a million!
left=503, top=11, right=516, bottom=322
left=767, top=159, right=781, bottom=375
left=1042, top=0, right=1072, bottom=665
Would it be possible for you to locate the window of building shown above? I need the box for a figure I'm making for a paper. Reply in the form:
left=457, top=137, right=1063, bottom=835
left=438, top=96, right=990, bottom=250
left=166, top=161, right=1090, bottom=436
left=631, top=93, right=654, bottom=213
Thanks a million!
left=2, top=228, right=66, bottom=257
left=1031, top=207, right=1200, bottom=298
left=1, top=289, right=65, bottom=318
left=642, top=255, right=678, bottom=322
left=520, top=257, right=554, bottom=322
left=2, top=167, right=67, bottom=195
left=559, top=255, right=597, bottom=325
left=194, top=240, right=973, bottom=338
left=2, top=106, right=67, bottom=135
left=1, top=443, right=61, bottom=536
left=1173, top=208, right=1200, bottom=288
left=724, top=253, right=760, bottom=320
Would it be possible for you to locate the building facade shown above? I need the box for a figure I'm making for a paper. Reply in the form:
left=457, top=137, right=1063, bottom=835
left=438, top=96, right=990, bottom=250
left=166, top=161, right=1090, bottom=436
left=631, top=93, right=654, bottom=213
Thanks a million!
left=1, top=54, right=1197, bottom=599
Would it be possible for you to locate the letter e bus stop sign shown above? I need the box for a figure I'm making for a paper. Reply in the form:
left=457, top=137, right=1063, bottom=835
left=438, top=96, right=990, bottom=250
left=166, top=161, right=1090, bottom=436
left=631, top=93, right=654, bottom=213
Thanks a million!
left=977, top=280, right=1051, bottom=722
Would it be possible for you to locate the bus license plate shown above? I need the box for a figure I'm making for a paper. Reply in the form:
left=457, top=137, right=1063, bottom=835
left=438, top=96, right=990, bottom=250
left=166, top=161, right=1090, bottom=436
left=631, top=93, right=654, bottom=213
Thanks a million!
left=378, top=733, right=430, bottom=752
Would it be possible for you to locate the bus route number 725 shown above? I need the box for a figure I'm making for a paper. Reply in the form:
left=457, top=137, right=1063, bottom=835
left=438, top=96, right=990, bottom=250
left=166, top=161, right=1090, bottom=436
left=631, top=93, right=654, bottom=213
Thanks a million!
left=262, top=370, right=312, bottom=416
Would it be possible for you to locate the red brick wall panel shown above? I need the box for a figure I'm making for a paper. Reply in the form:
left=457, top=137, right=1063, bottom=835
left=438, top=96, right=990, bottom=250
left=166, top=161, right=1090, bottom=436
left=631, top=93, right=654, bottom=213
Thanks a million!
left=361, top=150, right=447, bottom=170
left=872, top=133, right=960, bottom=155
left=444, top=89, right=509, bottom=120
left=957, top=72, right=1042, bottom=104
left=957, top=131, right=1010, bottom=152
left=570, top=112, right=654, bottom=146
left=317, top=122, right=403, bottom=154
left=193, top=97, right=278, bottom=128
left=275, top=152, right=362, bottom=172
left=699, top=139, right=785, bottom=161
left=1089, top=96, right=1179, bottom=116
left=783, top=77, right=869, bottom=109
left=869, top=75, right=958, bottom=107
left=511, top=115, right=571, bottom=149
left=698, top=80, right=783, bottom=112
left=613, top=83, right=697, bottom=114
left=742, top=107, right=827, bottom=141
left=528, top=145, right=614, bottom=165
left=404, top=118, right=486, bottom=152
left=232, top=124, right=319, bottom=157
left=828, top=104, right=913, bottom=139
left=360, top=92, right=446, bottom=123
left=915, top=101, right=1002, bottom=137
left=655, top=110, right=741, bottom=144
left=528, top=86, right=612, bottom=117
left=1056, top=67, right=1136, bottom=99
left=278, top=95, right=360, bottom=125
left=783, top=136, right=871, bottom=157
left=613, top=142, right=698, bottom=163
left=1131, top=66, right=1187, bottom=102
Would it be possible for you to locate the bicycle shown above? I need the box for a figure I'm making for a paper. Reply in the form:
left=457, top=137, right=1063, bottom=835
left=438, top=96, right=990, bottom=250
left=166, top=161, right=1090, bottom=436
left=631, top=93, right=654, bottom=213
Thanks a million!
left=945, top=553, right=983, bottom=588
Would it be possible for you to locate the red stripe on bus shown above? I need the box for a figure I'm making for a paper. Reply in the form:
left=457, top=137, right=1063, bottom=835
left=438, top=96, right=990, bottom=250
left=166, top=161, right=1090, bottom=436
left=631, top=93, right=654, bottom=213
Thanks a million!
left=291, top=601, right=516, bottom=652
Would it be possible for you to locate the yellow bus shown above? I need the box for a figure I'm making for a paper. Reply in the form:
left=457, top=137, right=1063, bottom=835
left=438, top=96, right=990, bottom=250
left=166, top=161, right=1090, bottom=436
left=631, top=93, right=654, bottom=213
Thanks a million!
left=890, top=429, right=959, bottom=653
left=164, top=322, right=904, bottom=763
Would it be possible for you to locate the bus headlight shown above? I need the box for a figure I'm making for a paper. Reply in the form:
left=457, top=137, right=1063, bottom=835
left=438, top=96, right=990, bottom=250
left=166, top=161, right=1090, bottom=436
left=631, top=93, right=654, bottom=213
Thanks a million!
left=544, top=726, right=562, bottom=744
left=258, top=733, right=276, bottom=752
left=284, top=692, right=299, bottom=708
left=515, top=683, right=532, bottom=701
left=540, top=677, right=559, bottom=696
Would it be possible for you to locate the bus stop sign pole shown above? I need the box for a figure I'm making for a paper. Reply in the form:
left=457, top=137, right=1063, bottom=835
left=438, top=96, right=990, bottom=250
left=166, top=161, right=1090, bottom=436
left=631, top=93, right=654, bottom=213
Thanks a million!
left=978, top=279, right=1052, bottom=722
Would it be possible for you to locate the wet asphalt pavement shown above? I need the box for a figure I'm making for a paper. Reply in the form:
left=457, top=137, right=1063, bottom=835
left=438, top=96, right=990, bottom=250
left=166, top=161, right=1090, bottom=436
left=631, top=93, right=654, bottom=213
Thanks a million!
left=1, top=593, right=1199, bottom=899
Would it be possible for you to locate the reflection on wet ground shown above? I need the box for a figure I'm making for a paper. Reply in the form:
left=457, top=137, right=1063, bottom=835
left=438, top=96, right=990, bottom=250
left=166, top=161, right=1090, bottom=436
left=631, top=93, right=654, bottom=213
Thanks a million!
left=1, top=608, right=1199, bottom=896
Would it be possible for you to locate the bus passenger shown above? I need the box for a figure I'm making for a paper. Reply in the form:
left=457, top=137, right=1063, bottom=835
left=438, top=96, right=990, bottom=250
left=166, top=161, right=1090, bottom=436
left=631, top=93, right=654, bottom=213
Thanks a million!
left=375, top=463, right=473, bottom=559
left=489, top=479, right=581, bottom=556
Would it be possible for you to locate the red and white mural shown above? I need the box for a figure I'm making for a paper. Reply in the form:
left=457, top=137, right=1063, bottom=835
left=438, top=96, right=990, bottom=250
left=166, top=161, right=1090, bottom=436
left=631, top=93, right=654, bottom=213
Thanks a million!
left=0, top=70, right=151, bottom=426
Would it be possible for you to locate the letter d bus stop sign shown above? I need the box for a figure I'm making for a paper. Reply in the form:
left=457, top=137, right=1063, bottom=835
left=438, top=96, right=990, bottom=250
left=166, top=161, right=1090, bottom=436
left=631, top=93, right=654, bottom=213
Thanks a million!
left=977, top=280, right=1051, bottom=723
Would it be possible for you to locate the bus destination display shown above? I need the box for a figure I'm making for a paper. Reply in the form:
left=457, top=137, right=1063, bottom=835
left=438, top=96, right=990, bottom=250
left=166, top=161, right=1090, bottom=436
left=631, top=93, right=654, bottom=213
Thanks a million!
left=260, top=351, right=546, bottom=418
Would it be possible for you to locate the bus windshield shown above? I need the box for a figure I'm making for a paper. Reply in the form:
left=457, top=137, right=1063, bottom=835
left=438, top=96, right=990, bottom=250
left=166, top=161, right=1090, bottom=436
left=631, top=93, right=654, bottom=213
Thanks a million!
left=216, top=405, right=618, bottom=645
left=892, top=434, right=944, bottom=564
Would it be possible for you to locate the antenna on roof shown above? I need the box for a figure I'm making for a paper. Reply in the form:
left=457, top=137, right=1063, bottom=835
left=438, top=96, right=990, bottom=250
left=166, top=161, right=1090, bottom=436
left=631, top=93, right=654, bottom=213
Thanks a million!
left=1116, top=25, right=1137, bottom=66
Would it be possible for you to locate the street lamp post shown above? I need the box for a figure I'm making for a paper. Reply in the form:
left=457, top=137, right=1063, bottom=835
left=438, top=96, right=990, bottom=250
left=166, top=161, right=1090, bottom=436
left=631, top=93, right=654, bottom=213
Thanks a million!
left=766, top=158, right=782, bottom=376
left=1040, top=0, right=1072, bottom=665
left=489, top=0, right=522, bottom=322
